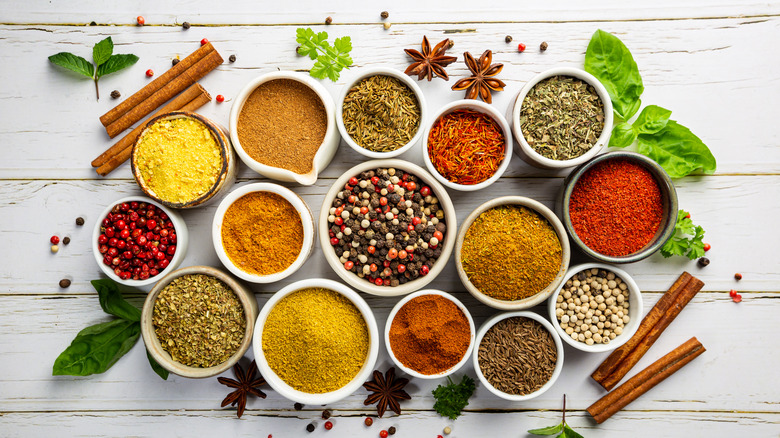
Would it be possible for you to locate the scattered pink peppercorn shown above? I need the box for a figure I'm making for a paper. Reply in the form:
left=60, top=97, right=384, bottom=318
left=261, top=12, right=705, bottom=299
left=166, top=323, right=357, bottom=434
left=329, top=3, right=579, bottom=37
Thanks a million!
left=216, top=94, right=225, bottom=103
left=201, top=38, right=209, bottom=46
left=729, top=289, right=738, bottom=298
left=50, top=235, right=60, bottom=244
left=734, top=273, right=743, bottom=280
left=324, top=421, right=333, bottom=430
left=364, top=417, right=373, bottom=427
left=517, top=43, right=526, bottom=52
left=136, top=16, right=145, bottom=26
left=380, top=431, right=388, bottom=438
left=145, top=69, right=154, bottom=77
left=703, top=243, right=711, bottom=251
left=733, top=294, right=742, bottom=303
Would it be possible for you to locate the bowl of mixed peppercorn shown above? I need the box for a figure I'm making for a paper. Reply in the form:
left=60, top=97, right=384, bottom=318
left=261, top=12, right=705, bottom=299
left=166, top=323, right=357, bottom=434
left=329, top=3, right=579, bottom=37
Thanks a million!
left=318, top=160, right=457, bottom=296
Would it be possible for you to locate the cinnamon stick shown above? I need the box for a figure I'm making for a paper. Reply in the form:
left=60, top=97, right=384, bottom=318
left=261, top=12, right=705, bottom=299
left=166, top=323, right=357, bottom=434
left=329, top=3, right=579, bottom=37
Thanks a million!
left=99, top=42, right=215, bottom=127
left=94, top=85, right=211, bottom=176
left=103, top=45, right=222, bottom=138
left=587, top=337, right=706, bottom=423
left=592, top=272, right=703, bottom=391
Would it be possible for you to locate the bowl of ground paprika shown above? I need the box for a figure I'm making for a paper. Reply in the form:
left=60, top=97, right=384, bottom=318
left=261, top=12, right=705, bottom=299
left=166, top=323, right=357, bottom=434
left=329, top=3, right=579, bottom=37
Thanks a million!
left=385, top=290, right=475, bottom=379
left=560, top=151, right=678, bottom=263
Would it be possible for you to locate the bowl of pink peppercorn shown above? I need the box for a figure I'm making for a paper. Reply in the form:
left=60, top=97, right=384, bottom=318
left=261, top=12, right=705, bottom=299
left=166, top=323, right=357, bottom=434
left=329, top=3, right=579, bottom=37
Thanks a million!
left=92, top=196, right=189, bottom=287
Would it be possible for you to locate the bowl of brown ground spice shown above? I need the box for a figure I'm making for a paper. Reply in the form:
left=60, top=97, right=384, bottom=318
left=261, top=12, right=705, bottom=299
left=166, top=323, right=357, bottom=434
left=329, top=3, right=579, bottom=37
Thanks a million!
left=229, top=71, right=339, bottom=185
left=212, top=183, right=315, bottom=283
left=141, top=265, right=259, bottom=378
left=455, top=196, right=571, bottom=310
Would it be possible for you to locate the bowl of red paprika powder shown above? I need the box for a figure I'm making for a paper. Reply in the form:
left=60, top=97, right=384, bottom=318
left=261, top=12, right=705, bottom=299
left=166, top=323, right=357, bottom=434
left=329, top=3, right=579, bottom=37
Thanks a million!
left=560, top=151, right=678, bottom=263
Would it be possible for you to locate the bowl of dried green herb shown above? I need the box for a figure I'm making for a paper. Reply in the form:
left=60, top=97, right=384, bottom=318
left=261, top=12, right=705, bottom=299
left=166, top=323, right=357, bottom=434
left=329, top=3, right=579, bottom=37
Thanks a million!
left=141, top=265, right=259, bottom=378
left=337, top=67, right=426, bottom=159
left=455, top=196, right=570, bottom=310
left=510, top=67, right=613, bottom=169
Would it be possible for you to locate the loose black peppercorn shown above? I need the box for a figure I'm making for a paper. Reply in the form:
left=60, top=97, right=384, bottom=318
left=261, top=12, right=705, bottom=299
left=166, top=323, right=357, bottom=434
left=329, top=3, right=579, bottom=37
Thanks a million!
left=229, top=54, right=236, bottom=63
left=76, top=217, right=85, bottom=226
left=697, top=257, right=710, bottom=267
left=505, top=35, right=513, bottom=43
left=540, top=41, right=549, bottom=51
left=325, top=16, right=333, bottom=24
left=380, top=11, right=389, bottom=19
left=294, top=402, right=303, bottom=410
left=306, top=423, right=315, bottom=433
left=388, top=426, right=397, bottom=435
left=59, top=279, right=71, bottom=288
left=321, top=409, right=331, bottom=419
left=89, top=21, right=97, bottom=26
left=62, top=236, right=71, bottom=245
left=172, top=58, right=180, bottom=66
left=182, top=21, right=191, bottom=29
left=110, top=90, right=121, bottom=99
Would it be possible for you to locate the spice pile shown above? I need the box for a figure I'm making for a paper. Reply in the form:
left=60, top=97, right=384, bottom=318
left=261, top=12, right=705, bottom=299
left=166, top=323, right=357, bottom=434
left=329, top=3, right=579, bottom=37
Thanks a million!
left=221, top=191, right=303, bottom=276
left=262, top=288, right=369, bottom=393
left=237, top=79, right=327, bottom=174
left=153, top=274, right=246, bottom=368
left=428, top=109, right=506, bottom=185
left=389, top=294, right=471, bottom=375
left=555, top=267, right=631, bottom=346
left=569, top=158, right=662, bottom=256
left=478, top=316, right=558, bottom=395
left=97, top=201, right=176, bottom=280
left=326, top=167, right=446, bottom=287
left=342, top=75, right=421, bottom=152
left=460, top=205, right=562, bottom=301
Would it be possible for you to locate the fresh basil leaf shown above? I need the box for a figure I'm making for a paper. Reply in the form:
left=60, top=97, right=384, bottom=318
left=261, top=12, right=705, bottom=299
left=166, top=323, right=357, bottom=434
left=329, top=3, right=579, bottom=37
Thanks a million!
left=52, top=319, right=141, bottom=376
left=528, top=423, right=564, bottom=435
left=584, top=29, right=644, bottom=119
left=637, top=120, right=716, bottom=178
left=96, top=54, right=139, bottom=79
left=634, top=105, right=672, bottom=135
left=609, top=121, right=637, bottom=148
left=92, top=36, right=113, bottom=67
left=92, top=279, right=141, bottom=322
left=146, top=350, right=169, bottom=380
left=48, top=52, right=94, bottom=78
left=562, top=424, right=585, bottom=438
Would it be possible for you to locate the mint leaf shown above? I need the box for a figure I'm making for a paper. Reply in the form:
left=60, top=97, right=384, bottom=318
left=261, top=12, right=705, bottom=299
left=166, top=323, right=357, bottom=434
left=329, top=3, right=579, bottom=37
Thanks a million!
left=52, top=319, right=140, bottom=376
left=92, top=279, right=141, bottom=322
left=584, top=29, right=644, bottom=119
left=49, top=52, right=94, bottom=78
left=637, top=120, right=716, bottom=178
left=562, top=424, right=585, bottom=438
left=295, top=27, right=353, bottom=81
left=609, top=121, right=637, bottom=148
left=92, top=36, right=113, bottom=66
left=528, top=423, right=564, bottom=435
left=147, top=350, right=169, bottom=380
left=633, top=105, right=672, bottom=135
left=96, top=53, right=139, bottom=78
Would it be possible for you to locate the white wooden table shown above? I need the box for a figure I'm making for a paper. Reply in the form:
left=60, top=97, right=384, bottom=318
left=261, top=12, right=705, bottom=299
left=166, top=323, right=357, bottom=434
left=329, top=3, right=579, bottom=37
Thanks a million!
left=2, top=1, right=779, bottom=436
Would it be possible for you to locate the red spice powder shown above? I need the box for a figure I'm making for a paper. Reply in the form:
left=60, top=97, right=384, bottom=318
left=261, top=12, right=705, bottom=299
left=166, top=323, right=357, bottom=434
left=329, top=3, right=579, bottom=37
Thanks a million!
left=569, top=159, right=663, bottom=257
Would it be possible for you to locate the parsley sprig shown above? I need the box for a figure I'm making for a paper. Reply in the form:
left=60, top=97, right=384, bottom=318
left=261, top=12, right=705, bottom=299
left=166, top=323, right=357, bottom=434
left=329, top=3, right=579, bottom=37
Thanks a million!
left=295, top=28, right=353, bottom=81
left=660, top=209, right=706, bottom=260
left=432, top=375, right=476, bottom=420
left=528, top=395, right=584, bottom=438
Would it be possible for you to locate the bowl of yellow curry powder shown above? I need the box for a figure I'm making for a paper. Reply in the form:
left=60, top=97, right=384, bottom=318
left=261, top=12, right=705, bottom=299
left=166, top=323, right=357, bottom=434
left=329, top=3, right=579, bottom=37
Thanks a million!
left=455, top=196, right=571, bottom=310
left=253, top=279, right=379, bottom=405
left=132, top=111, right=237, bottom=209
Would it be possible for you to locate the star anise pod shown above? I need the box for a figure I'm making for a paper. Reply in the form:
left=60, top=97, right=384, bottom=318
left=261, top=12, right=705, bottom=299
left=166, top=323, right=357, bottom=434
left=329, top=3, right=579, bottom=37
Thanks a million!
left=404, top=36, right=458, bottom=81
left=217, top=360, right=267, bottom=419
left=363, top=367, right=411, bottom=417
left=451, top=50, right=506, bottom=104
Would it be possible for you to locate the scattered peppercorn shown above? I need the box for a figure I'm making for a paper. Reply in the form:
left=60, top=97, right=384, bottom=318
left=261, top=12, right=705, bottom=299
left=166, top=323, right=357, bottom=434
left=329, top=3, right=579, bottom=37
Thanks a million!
left=729, top=289, right=738, bottom=298
left=517, top=43, right=526, bottom=52
left=703, top=243, right=711, bottom=251
left=383, top=22, right=392, bottom=30
left=380, top=430, right=388, bottom=438
left=51, top=245, right=59, bottom=253
left=324, top=421, right=333, bottom=430
left=322, top=410, right=331, bottom=419
left=447, top=39, right=454, bottom=49
left=540, top=41, right=549, bottom=51
left=182, top=21, right=191, bottom=29
left=505, top=35, right=513, bottom=43
left=229, top=54, right=236, bottom=63
left=294, top=402, right=303, bottom=410
left=76, top=217, right=85, bottom=226
left=388, top=426, right=396, bottom=435
left=443, top=426, right=452, bottom=435
left=306, top=423, right=315, bottom=433
left=325, top=16, right=333, bottom=24
left=110, top=90, right=121, bottom=99
left=381, top=11, right=389, bottom=19
left=734, top=273, right=743, bottom=280
left=50, top=235, right=60, bottom=245
left=136, top=16, right=145, bottom=26
left=438, top=435, right=444, bottom=438
left=733, top=294, right=742, bottom=303
left=364, top=417, right=373, bottom=426
left=684, top=212, right=691, bottom=219
left=145, top=69, right=154, bottom=77
left=172, top=58, right=180, bottom=66
left=90, top=21, right=97, bottom=26
left=697, top=257, right=710, bottom=267
left=59, top=278, right=71, bottom=288
left=62, top=236, right=71, bottom=245
left=216, top=94, right=225, bottom=103
left=201, top=38, right=209, bottom=46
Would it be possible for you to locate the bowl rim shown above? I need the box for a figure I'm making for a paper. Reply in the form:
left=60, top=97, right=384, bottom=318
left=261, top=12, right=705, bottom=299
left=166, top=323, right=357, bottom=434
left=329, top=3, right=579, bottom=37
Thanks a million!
left=421, top=99, right=513, bottom=191
left=336, top=67, right=427, bottom=159
left=91, top=196, right=188, bottom=287
left=131, top=111, right=232, bottom=208
left=560, top=150, right=679, bottom=263
left=212, top=182, right=315, bottom=283
left=318, top=159, right=457, bottom=296
left=252, top=278, right=380, bottom=405
left=141, top=265, right=258, bottom=378
left=473, top=310, right=564, bottom=401
left=384, top=289, right=476, bottom=379
left=228, top=71, right=337, bottom=185
left=511, top=67, right=614, bottom=169
left=455, top=196, right=571, bottom=310
left=547, top=262, right=644, bottom=353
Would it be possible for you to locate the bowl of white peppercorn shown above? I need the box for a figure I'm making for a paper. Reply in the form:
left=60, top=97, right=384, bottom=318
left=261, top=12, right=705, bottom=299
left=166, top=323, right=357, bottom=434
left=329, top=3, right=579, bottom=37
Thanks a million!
left=547, top=263, right=643, bottom=353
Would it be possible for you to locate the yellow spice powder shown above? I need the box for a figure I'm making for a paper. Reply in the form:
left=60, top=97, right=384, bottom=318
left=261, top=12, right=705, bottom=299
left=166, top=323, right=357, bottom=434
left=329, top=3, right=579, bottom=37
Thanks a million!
left=135, top=117, right=222, bottom=204
left=262, top=288, right=369, bottom=393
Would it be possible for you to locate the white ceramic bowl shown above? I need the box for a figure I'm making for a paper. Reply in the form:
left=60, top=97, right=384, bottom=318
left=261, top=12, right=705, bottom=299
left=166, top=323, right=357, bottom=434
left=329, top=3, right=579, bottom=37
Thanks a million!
left=384, top=290, right=476, bottom=379
left=509, top=67, right=614, bottom=169
left=547, top=263, right=644, bottom=353
left=92, top=196, right=188, bottom=287
left=473, top=311, right=564, bottom=401
left=141, top=265, right=259, bottom=378
left=212, top=183, right=315, bottom=283
left=422, top=100, right=513, bottom=191
left=337, top=67, right=427, bottom=159
left=229, top=71, right=339, bottom=185
left=318, top=159, right=457, bottom=296
left=455, top=196, right=570, bottom=310
left=252, top=279, right=380, bottom=405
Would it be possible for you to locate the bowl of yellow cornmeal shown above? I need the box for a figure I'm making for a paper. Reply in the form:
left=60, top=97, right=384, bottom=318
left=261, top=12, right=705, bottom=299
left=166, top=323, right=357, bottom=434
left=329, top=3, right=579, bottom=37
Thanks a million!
left=132, top=111, right=237, bottom=209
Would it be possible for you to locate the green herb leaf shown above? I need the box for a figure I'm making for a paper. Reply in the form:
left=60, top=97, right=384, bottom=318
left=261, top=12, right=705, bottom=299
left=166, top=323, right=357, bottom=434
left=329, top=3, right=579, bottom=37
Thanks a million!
left=48, top=52, right=94, bottom=78
left=92, top=279, right=141, bottom=322
left=296, top=28, right=328, bottom=60
left=528, top=423, right=564, bottom=435
left=637, top=120, right=717, bottom=178
left=608, top=121, right=637, bottom=148
left=633, top=105, right=672, bottom=135
left=146, top=350, right=169, bottom=380
left=52, top=319, right=141, bottom=376
left=562, top=424, right=585, bottom=438
left=584, top=29, right=644, bottom=119
left=96, top=54, right=139, bottom=79
left=431, top=375, right=476, bottom=420
left=660, top=209, right=707, bottom=259
left=92, top=36, right=113, bottom=66
left=295, top=27, right=353, bottom=81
